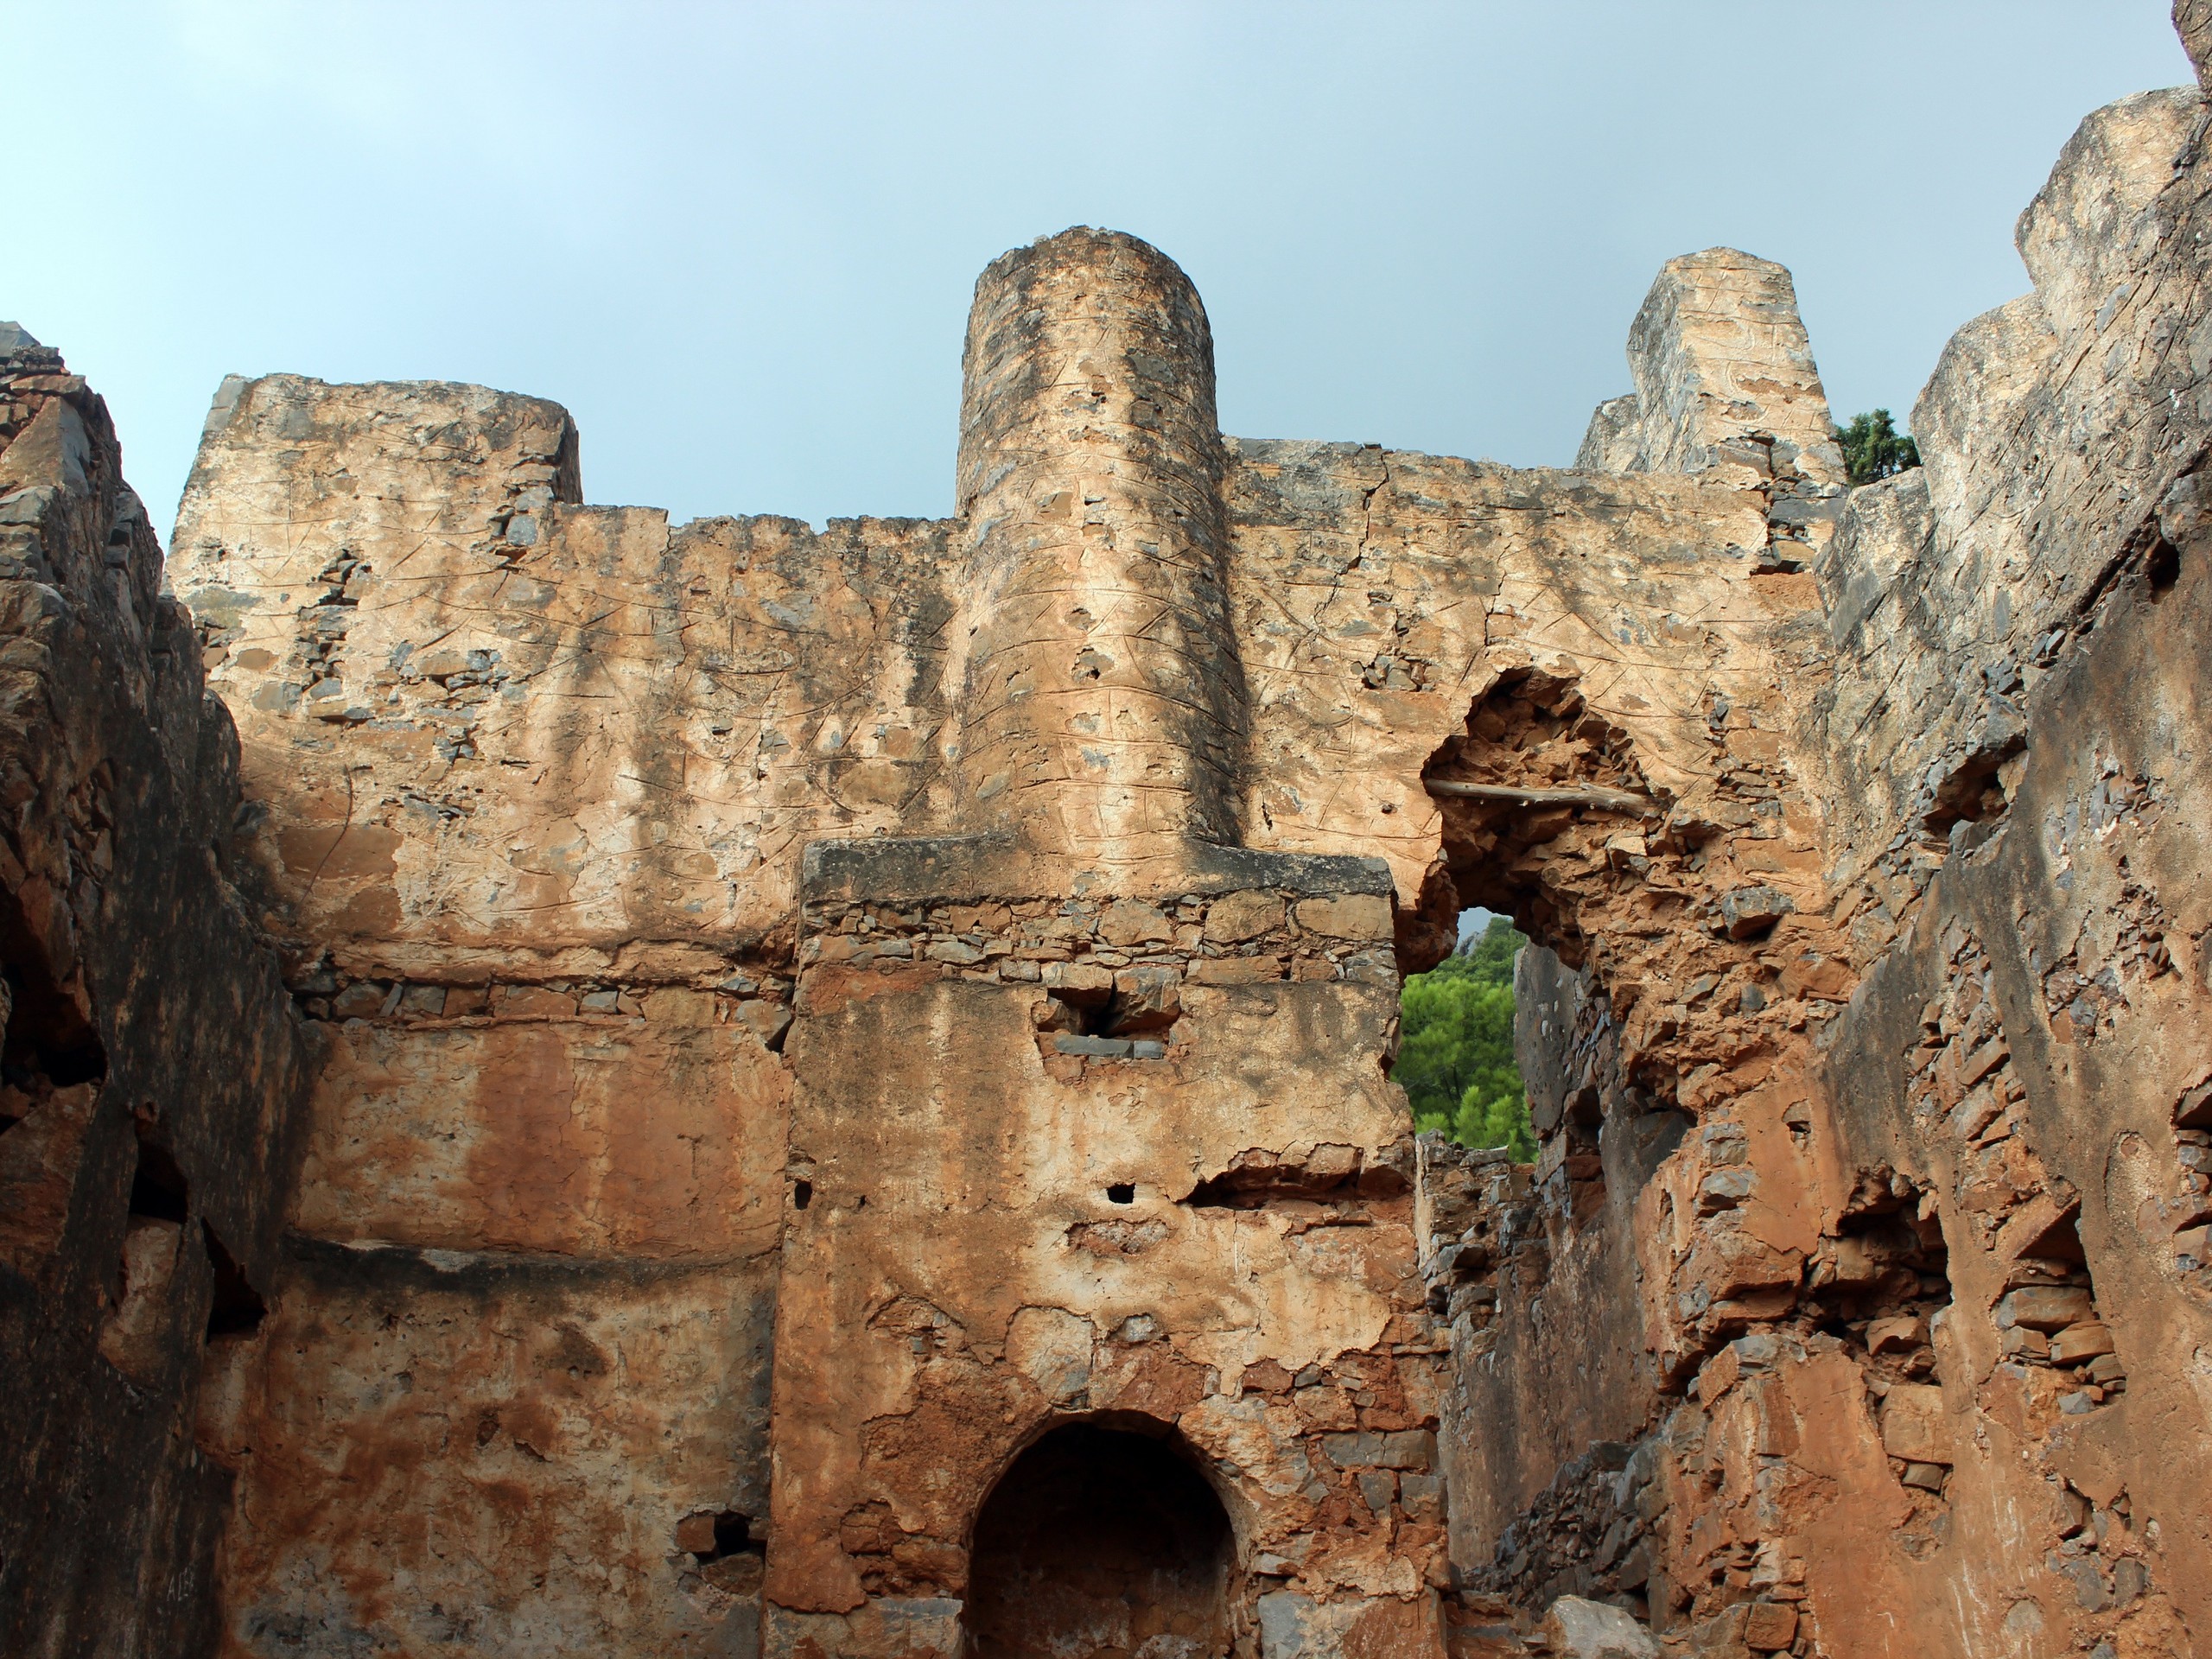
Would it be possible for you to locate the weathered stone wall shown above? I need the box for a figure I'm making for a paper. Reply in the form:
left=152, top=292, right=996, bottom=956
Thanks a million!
left=9, top=14, right=2212, bottom=1656
left=1814, top=83, right=2202, bottom=890
left=156, top=213, right=1847, bottom=1656
left=766, top=846, right=1440, bottom=1656
left=168, top=377, right=846, bottom=1653
left=1443, top=29, right=2212, bottom=1655
left=1759, top=54, right=2212, bottom=1659
left=0, top=327, right=311, bottom=1656
left=146, top=208, right=2074, bottom=1654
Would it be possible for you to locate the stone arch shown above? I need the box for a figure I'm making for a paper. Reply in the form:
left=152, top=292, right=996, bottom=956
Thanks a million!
left=1413, top=664, right=1666, bottom=972
left=963, top=1413, right=1238, bottom=1658
left=1411, top=664, right=1690, bottom=1209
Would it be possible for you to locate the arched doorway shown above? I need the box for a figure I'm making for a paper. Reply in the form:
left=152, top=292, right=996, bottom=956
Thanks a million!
left=965, top=1420, right=1235, bottom=1658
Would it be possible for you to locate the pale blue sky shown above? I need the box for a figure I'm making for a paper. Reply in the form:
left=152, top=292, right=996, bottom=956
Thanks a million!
left=4, top=3, right=2191, bottom=543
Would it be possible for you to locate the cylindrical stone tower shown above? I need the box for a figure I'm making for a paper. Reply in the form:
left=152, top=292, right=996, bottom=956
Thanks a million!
left=946, top=227, right=1247, bottom=866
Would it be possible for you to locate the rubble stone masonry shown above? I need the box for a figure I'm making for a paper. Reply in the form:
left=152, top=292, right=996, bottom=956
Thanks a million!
left=4, top=10, right=2212, bottom=1656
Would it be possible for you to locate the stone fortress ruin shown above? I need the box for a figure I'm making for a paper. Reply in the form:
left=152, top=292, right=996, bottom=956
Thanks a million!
left=6, top=8, right=2212, bottom=1656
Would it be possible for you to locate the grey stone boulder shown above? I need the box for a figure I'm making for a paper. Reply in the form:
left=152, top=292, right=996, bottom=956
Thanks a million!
left=1541, top=1595, right=1659, bottom=1659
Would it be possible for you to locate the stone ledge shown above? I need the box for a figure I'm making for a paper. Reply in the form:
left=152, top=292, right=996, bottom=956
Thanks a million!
left=800, top=832, right=1394, bottom=906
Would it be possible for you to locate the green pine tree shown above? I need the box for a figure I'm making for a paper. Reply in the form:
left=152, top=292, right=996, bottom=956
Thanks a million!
left=1394, top=915, right=1536, bottom=1159
left=1834, top=408, right=1922, bottom=486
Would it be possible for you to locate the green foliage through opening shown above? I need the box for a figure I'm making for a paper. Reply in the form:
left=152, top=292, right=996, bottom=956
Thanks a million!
left=1834, top=408, right=1921, bottom=486
left=1395, top=915, right=1535, bottom=1158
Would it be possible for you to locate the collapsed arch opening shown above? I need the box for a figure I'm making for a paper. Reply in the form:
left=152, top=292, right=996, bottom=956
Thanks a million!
left=1412, top=665, right=1662, bottom=976
left=965, top=1419, right=1234, bottom=1658
left=1408, top=667, right=1689, bottom=1203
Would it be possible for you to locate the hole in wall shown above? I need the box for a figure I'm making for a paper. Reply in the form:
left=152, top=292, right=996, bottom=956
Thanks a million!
left=1041, top=969, right=1180, bottom=1040
left=1409, top=669, right=1683, bottom=1224
left=1106, top=1183, right=1135, bottom=1205
left=1, top=929, right=108, bottom=1100
left=965, top=1421, right=1233, bottom=1659
left=1811, top=1174, right=1954, bottom=1353
left=1811, top=1168, right=1956, bottom=1497
left=713, top=1510, right=763, bottom=1558
left=677, top=1509, right=765, bottom=1602
left=17, top=1035, right=104, bottom=1089
left=203, top=1222, right=266, bottom=1338
left=2147, top=536, right=2180, bottom=596
left=793, top=1179, right=813, bottom=1211
left=101, top=1132, right=194, bottom=1380
left=1921, top=735, right=2024, bottom=845
left=677, top=1508, right=766, bottom=1562
left=1038, top=964, right=1180, bottom=1061
left=1416, top=668, right=1659, bottom=974
left=1179, top=1146, right=1404, bottom=1209
left=1995, top=1209, right=2126, bottom=1398
left=1553, top=1085, right=1611, bottom=1223
left=1393, top=907, right=1534, bottom=1157
left=130, top=1136, right=190, bottom=1224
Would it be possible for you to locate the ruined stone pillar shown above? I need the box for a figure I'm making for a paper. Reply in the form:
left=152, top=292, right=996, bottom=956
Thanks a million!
left=947, top=227, right=1248, bottom=867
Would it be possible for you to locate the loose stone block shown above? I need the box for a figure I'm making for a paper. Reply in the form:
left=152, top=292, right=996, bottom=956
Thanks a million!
left=1879, top=1384, right=1952, bottom=1465
left=1204, top=890, right=1284, bottom=942
left=1292, top=893, right=1392, bottom=941
left=2049, top=1321, right=2115, bottom=1364
left=1742, top=1600, right=1799, bottom=1650
left=1541, top=1594, right=1659, bottom=1657
left=1999, top=1286, right=2096, bottom=1332
left=1717, top=885, right=1792, bottom=939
